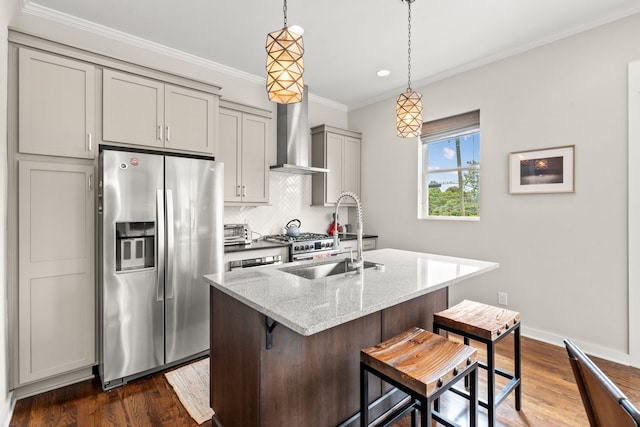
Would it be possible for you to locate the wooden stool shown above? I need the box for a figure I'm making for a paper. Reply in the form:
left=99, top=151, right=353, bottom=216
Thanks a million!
left=360, top=327, right=478, bottom=427
left=433, top=300, right=521, bottom=427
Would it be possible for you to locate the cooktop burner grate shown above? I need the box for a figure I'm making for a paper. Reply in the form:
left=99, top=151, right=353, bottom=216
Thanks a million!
left=264, top=233, right=331, bottom=244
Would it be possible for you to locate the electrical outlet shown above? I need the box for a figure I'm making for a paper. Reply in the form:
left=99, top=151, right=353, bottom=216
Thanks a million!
left=498, top=292, right=508, bottom=306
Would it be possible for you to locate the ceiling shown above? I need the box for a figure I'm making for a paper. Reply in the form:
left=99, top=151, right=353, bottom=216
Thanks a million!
left=26, top=0, right=640, bottom=109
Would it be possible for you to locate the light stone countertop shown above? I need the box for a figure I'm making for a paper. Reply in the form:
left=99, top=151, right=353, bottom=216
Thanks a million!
left=204, top=248, right=499, bottom=336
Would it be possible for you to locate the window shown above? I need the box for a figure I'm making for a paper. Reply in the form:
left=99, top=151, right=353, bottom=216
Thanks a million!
left=418, top=110, right=480, bottom=219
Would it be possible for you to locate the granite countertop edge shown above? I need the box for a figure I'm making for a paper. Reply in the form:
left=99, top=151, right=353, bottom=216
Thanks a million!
left=205, top=248, right=499, bottom=337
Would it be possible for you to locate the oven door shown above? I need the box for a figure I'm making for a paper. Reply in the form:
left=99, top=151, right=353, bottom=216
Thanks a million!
left=291, top=248, right=339, bottom=262
left=229, top=255, right=283, bottom=270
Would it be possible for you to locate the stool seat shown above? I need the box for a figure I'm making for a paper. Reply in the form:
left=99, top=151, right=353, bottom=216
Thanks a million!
left=361, top=327, right=477, bottom=397
left=360, top=327, right=479, bottom=427
left=434, top=299, right=520, bottom=341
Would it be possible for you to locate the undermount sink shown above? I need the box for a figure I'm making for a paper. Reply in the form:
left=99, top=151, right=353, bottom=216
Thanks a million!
left=280, top=259, right=381, bottom=280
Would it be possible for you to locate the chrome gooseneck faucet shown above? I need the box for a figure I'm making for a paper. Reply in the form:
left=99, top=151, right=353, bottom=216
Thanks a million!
left=332, top=191, right=364, bottom=272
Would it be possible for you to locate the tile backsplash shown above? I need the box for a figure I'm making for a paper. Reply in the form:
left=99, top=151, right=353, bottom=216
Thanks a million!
left=223, top=173, right=350, bottom=239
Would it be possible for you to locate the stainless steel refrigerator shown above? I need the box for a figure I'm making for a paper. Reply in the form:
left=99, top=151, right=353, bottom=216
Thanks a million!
left=98, top=147, right=223, bottom=390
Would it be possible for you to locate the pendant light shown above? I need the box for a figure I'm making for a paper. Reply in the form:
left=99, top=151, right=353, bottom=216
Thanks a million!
left=396, top=0, right=423, bottom=138
left=266, top=0, right=304, bottom=104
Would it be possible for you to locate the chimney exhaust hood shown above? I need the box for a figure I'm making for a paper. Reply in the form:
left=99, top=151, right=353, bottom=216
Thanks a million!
left=270, top=86, right=329, bottom=175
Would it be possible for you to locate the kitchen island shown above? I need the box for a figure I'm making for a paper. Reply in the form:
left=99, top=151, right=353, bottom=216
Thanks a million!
left=204, top=248, right=498, bottom=427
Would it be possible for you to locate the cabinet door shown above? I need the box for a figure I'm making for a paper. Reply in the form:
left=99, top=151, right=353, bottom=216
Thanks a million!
left=325, top=133, right=344, bottom=204
left=103, top=69, right=164, bottom=148
left=343, top=136, right=361, bottom=197
left=219, top=108, right=242, bottom=202
left=241, top=114, right=270, bottom=203
left=18, top=161, right=95, bottom=384
left=165, top=85, right=216, bottom=154
left=18, top=48, right=95, bottom=159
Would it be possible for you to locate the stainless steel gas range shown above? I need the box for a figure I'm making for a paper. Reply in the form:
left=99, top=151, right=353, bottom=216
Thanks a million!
left=264, top=233, right=337, bottom=261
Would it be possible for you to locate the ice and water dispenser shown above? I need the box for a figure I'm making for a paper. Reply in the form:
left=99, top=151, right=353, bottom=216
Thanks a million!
left=115, top=222, right=155, bottom=271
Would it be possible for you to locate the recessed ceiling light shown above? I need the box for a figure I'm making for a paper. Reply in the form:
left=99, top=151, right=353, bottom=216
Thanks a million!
left=377, top=69, right=391, bottom=77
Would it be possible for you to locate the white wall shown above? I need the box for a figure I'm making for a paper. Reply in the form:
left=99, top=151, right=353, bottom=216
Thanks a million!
left=1, top=3, right=20, bottom=427
left=628, top=61, right=640, bottom=367
left=350, top=13, right=640, bottom=363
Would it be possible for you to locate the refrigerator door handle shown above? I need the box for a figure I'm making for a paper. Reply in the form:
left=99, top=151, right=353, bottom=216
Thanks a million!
left=156, top=189, right=165, bottom=302
left=166, top=189, right=175, bottom=300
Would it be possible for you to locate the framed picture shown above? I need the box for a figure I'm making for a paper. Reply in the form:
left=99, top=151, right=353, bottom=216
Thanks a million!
left=509, top=145, right=575, bottom=194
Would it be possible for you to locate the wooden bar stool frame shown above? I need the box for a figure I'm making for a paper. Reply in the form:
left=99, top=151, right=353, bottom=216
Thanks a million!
left=360, top=328, right=479, bottom=427
left=433, top=317, right=521, bottom=427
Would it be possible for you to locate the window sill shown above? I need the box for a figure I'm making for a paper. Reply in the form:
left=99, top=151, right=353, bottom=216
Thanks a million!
left=420, top=215, right=480, bottom=222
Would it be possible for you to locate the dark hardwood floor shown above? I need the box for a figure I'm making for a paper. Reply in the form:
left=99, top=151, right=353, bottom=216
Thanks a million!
left=10, top=336, right=640, bottom=426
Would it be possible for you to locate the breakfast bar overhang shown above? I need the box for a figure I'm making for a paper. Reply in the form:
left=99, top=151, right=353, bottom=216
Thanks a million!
left=204, top=248, right=499, bottom=426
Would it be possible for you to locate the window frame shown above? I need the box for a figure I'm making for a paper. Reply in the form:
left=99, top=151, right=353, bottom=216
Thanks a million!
left=418, top=110, right=480, bottom=221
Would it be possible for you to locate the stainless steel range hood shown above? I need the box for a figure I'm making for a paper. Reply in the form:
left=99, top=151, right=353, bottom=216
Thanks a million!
left=270, top=86, right=329, bottom=174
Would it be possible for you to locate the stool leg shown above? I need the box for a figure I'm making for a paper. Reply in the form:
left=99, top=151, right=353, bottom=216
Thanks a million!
left=360, top=363, right=368, bottom=427
left=421, top=397, right=430, bottom=427
left=433, top=324, right=441, bottom=412
left=487, top=341, right=496, bottom=427
left=470, top=366, right=478, bottom=427
left=464, top=336, right=471, bottom=389
left=515, top=325, right=522, bottom=411
left=411, top=406, right=418, bottom=427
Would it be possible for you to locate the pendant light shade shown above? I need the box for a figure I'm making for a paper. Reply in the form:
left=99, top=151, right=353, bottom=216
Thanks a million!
left=396, top=0, right=423, bottom=138
left=396, top=90, right=423, bottom=138
left=266, top=1, right=304, bottom=104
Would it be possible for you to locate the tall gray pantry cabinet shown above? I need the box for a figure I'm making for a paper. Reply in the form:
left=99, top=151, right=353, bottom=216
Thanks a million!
left=12, top=46, right=97, bottom=389
left=7, top=31, right=221, bottom=397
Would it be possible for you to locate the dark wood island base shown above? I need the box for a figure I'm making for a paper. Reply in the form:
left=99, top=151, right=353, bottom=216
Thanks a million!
left=209, top=286, right=448, bottom=427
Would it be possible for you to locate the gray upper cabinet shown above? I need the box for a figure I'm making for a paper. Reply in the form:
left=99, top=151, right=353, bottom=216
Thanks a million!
left=18, top=160, right=95, bottom=385
left=103, top=69, right=164, bottom=149
left=103, top=69, right=217, bottom=155
left=165, top=85, right=217, bottom=154
left=311, top=125, right=362, bottom=206
left=18, top=48, right=96, bottom=159
left=219, top=101, right=271, bottom=204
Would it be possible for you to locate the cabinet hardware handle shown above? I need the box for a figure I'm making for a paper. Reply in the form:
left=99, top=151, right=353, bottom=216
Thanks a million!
left=87, top=133, right=93, bottom=151
left=242, top=185, right=247, bottom=197
left=166, top=126, right=171, bottom=142
left=158, top=125, right=163, bottom=141
left=88, top=174, right=93, bottom=191
left=236, top=185, right=241, bottom=197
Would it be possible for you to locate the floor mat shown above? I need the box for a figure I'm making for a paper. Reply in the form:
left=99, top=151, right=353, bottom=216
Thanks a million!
left=165, top=358, right=214, bottom=424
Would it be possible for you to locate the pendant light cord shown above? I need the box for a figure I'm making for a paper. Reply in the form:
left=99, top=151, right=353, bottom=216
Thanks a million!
left=407, top=0, right=412, bottom=92
left=283, top=0, right=287, bottom=27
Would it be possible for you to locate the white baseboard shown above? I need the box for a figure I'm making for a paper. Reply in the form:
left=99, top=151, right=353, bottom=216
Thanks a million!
left=522, top=325, right=633, bottom=366
left=1, top=391, right=15, bottom=427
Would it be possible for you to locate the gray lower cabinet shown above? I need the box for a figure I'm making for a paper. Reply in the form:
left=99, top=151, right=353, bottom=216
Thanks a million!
left=18, top=48, right=96, bottom=159
left=17, top=160, right=95, bottom=385
left=103, top=69, right=217, bottom=155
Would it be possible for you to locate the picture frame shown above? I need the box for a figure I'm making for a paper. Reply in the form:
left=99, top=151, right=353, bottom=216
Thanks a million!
left=509, top=145, right=575, bottom=194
